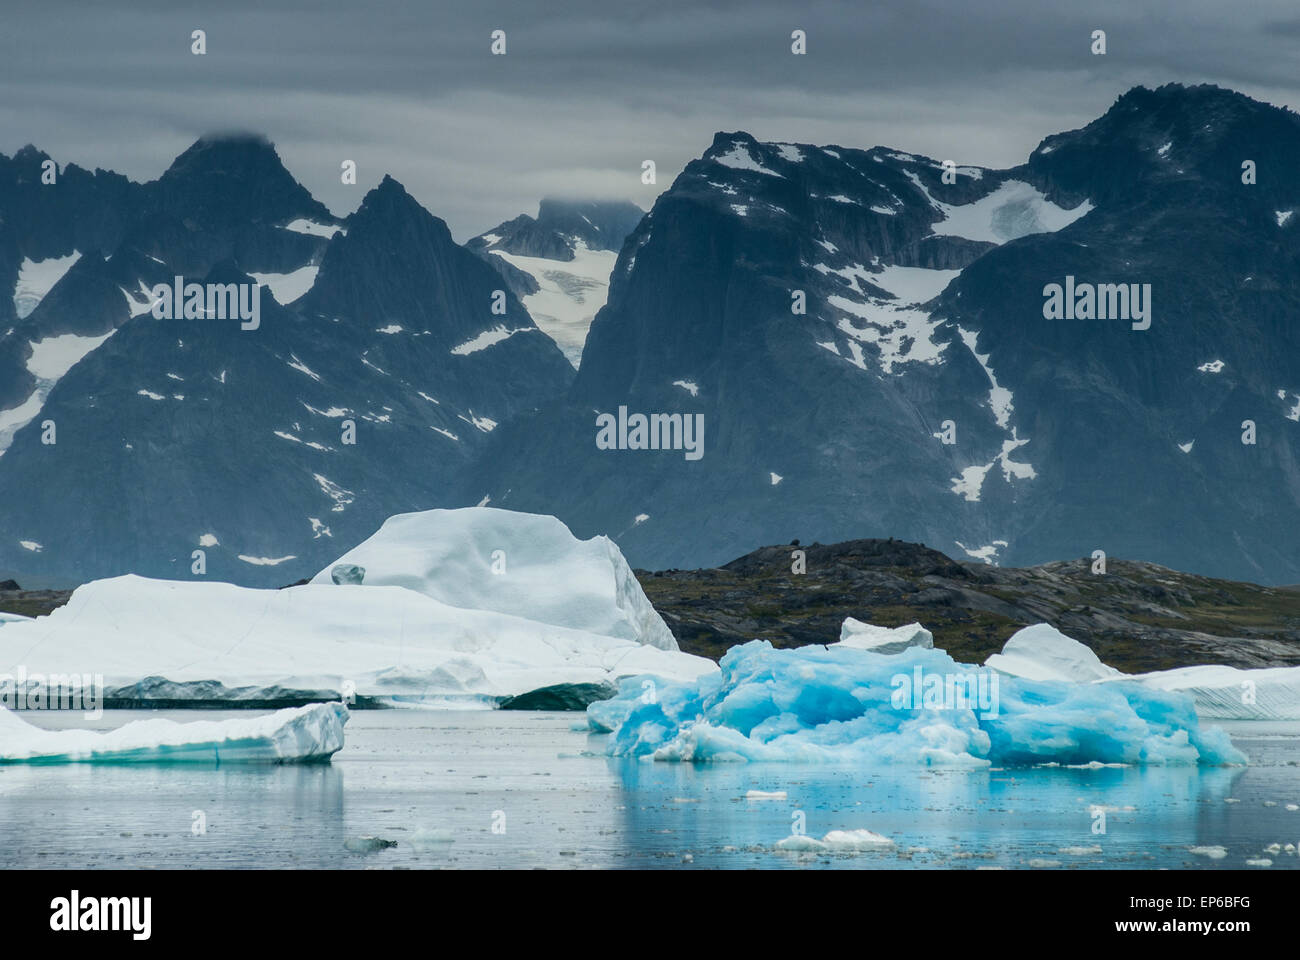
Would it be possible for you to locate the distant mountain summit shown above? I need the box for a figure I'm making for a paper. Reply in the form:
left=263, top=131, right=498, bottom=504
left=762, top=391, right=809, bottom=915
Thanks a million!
left=457, top=83, right=1300, bottom=585
left=468, top=198, right=644, bottom=366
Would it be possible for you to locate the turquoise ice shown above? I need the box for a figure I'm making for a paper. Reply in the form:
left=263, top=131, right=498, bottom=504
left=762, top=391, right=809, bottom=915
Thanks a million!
left=589, top=640, right=1244, bottom=767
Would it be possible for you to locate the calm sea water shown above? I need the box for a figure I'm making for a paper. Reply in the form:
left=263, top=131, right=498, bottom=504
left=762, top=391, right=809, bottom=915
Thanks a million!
left=1, top=710, right=1297, bottom=869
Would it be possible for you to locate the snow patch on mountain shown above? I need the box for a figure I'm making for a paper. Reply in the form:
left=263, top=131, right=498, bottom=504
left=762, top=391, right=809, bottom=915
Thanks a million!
left=450, top=324, right=535, bottom=356
left=13, top=252, right=81, bottom=318
left=251, top=265, right=319, bottom=305
left=910, top=176, right=1093, bottom=244
left=957, top=327, right=1015, bottom=429
left=714, top=141, right=782, bottom=178
left=283, top=218, right=345, bottom=238
left=950, top=432, right=1036, bottom=502
left=0, top=328, right=118, bottom=457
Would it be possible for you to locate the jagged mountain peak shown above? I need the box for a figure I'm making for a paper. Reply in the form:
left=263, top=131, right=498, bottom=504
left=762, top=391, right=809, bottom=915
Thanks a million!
left=10, top=144, right=50, bottom=164
left=344, top=174, right=455, bottom=247
left=148, top=134, right=332, bottom=230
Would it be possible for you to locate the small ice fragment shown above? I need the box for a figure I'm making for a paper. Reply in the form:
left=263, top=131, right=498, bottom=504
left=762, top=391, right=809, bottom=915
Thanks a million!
left=344, top=836, right=397, bottom=853
left=331, top=563, right=365, bottom=585
left=0, top=702, right=348, bottom=764
left=1189, top=845, right=1228, bottom=859
left=746, top=790, right=787, bottom=800
left=774, top=834, right=826, bottom=852
left=821, top=829, right=894, bottom=850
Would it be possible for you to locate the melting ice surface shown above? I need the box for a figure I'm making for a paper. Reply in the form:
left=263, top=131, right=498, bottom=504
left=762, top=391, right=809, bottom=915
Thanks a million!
left=0, top=702, right=347, bottom=764
left=589, top=641, right=1244, bottom=767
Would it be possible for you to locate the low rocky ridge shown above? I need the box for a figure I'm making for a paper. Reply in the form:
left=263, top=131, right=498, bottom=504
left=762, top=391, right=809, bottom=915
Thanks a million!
left=5, top=537, right=1299, bottom=674
left=634, top=539, right=1300, bottom=672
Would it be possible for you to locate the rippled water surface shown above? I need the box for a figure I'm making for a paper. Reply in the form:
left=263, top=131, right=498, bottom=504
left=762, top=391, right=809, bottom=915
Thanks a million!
left=1, top=710, right=1297, bottom=869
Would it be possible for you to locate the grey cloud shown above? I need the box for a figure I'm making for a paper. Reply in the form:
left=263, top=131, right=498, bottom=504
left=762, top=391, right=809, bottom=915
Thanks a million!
left=3, top=0, right=1299, bottom=238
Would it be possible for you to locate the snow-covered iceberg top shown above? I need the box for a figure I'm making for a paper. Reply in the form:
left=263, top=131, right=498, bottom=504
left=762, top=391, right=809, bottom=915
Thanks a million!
left=0, top=702, right=348, bottom=764
left=0, top=508, right=710, bottom=707
left=985, top=623, right=1123, bottom=683
left=836, top=618, right=933, bottom=654
left=0, top=573, right=713, bottom=706
left=588, top=640, right=1244, bottom=767
left=986, top=623, right=1300, bottom=720
left=311, top=507, right=679, bottom=652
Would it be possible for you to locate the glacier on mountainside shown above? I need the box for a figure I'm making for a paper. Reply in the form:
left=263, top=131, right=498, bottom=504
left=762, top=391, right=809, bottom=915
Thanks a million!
left=587, top=639, right=1244, bottom=767
left=310, top=507, right=679, bottom=652
left=987, top=624, right=1300, bottom=720
left=0, top=701, right=347, bottom=763
left=487, top=243, right=617, bottom=368
left=0, top=509, right=710, bottom=706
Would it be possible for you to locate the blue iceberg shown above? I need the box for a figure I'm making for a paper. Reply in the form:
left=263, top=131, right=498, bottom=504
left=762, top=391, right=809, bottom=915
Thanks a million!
left=588, top=641, right=1244, bottom=767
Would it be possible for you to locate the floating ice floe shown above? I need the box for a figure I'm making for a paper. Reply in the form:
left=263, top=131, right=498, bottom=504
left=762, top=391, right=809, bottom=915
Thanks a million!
left=0, top=702, right=347, bottom=764
left=987, top=623, right=1300, bottom=720
left=588, top=639, right=1243, bottom=766
left=775, top=829, right=894, bottom=853
left=0, top=509, right=712, bottom=706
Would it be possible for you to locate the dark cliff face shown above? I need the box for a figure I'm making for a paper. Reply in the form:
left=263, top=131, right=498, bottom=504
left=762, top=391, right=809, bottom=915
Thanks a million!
left=0, top=139, right=573, bottom=587
left=457, top=84, right=1300, bottom=585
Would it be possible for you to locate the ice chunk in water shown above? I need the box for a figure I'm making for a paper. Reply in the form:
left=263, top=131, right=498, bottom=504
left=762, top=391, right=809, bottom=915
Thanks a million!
left=589, top=641, right=1244, bottom=767
left=0, top=702, right=348, bottom=763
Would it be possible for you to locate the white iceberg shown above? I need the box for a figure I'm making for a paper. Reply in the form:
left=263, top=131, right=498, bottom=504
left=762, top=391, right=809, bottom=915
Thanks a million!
left=0, top=509, right=714, bottom=706
left=310, top=507, right=679, bottom=651
left=0, top=701, right=348, bottom=763
left=1126, top=665, right=1300, bottom=720
left=836, top=619, right=933, bottom=653
left=986, top=624, right=1300, bottom=720
left=0, top=575, right=713, bottom=706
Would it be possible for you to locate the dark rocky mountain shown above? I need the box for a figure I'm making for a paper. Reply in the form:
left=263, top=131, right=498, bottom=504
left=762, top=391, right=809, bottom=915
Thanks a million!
left=0, top=137, right=572, bottom=587
left=468, top=197, right=644, bottom=263
left=455, top=83, right=1300, bottom=586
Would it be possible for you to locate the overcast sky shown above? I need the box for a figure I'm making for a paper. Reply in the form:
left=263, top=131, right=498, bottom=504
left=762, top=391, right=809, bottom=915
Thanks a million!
left=4, top=0, right=1300, bottom=239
